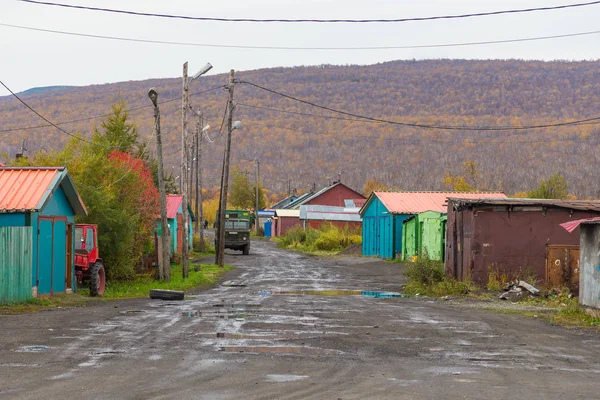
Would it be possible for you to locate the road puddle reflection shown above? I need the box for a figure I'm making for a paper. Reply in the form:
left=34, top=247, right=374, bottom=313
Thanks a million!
left=218, top=346, right=342, bottom=355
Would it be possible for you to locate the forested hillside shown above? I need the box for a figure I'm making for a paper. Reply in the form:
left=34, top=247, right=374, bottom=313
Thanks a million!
left=2, top=59, right=600, bottom=197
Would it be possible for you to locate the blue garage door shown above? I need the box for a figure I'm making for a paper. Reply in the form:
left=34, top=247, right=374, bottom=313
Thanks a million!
left=37, top=218, right=67, bottom=295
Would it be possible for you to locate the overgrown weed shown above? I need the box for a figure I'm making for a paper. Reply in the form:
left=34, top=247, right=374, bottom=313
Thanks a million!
left=275, top=223, right=361, bottom=254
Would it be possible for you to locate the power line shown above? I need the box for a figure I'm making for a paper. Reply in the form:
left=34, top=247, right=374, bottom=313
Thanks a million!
left=0, top=85, right=226, bottom=134
left=0, top=79, right=95, bottom=144
left=19, top=0, right=600, bottom=23
left=2, top=22, right=599, bottom=50
left=239, top=103, right=600, bottom=144
left=238, top=80, right=600, bottom=131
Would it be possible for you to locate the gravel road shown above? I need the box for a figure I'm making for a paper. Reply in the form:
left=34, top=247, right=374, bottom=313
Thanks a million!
left=1, top=239, right=599, bottom=399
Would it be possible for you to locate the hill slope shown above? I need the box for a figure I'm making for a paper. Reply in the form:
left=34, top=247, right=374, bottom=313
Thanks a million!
left=1, top=59, right=600, bottom=197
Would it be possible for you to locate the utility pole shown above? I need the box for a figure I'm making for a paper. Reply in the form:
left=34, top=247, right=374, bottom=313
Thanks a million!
left=196, top=109, right=205, bottom=252
left=255, top=159, right=260, bottom=235
left=181, top=62, right=190, bottom=278
left=148, top=88, right=170, bottom=282
left=216, top=69, right=235, bottom=267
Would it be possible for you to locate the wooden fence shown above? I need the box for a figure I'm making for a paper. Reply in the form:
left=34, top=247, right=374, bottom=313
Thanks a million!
left=0, top=226, right=33, bottom=305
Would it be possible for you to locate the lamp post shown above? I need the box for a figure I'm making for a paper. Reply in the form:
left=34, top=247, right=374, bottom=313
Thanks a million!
left=182, top=62, right=212, bottom=278
left=148, top=88, right=170, bottom=281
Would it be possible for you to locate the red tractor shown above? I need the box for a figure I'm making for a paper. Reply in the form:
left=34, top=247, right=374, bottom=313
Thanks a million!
left=74, top=224, right=105, bottom=296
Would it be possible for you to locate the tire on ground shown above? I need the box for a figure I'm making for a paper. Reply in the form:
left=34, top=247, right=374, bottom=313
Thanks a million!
left=89, top=262, right=106, bottom=297
left=149, top=289, right=185, bottom=301
left=243, top=243, right=250, bottom=255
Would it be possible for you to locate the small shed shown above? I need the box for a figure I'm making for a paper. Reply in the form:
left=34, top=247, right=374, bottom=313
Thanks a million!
left=0, top=167, right=87, bottom=297
left=560, top=217, right=600, bottom=309
left=288, top=182, right=365, bottom=209
left=402, top=211, right=447, bottom=261
left=446, top=198, right=600, bottom=286
left=271, top=209, right=301, bottom=237
left=360, top=191, right=505, bottom=259
left=158, top=194, right=193, bottom=255
left=299, top=205, right=362, bottom=231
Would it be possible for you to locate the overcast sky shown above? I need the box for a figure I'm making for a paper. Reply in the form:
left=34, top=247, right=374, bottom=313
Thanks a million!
left=2, top=0, right=600, bottom=94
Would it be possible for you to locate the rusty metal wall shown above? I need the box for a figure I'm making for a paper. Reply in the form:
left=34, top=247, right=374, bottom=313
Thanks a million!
left=579, top=224, right=600, bottom=309
left=446, top=202, right=600, bottom=285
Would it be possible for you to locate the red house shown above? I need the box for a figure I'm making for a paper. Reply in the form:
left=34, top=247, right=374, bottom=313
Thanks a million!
left=288, top=182, right=365, bottom=209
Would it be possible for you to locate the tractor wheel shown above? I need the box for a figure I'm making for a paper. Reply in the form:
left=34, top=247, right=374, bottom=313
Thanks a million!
left=243, top=243, right=250, bottom=255
left=89, top=262, right=106, bottom=297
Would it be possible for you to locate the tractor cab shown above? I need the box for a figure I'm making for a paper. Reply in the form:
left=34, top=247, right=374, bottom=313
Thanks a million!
left=74, top=224, right=105, bottom=296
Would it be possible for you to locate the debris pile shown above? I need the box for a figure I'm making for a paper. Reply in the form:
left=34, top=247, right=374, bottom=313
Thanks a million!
left=499, top=280, right=539, bottom=301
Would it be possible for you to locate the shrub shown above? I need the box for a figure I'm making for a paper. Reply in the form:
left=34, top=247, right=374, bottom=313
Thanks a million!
left=487, top=266, right=509, bottom=291
left=404, top=256, right=445, bottom=286
left=192, top=233, right=214, bottom=253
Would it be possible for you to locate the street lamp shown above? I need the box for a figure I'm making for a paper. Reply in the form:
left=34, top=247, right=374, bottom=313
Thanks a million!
left=181, top=61, right=212, bottom=279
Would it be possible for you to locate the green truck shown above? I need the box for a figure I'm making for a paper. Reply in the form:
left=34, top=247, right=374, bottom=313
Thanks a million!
left=216, top=209, right=251, bottom=255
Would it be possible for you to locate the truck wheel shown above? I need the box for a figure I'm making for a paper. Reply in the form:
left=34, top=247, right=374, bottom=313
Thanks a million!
left=149, top=289, right=185, bottom=301
left=89, top=262, right=106, bottom=297
left=243, top=243, right=250, bottom=255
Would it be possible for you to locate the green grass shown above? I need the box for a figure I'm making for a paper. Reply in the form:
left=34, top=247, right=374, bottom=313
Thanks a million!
left=92, top=263, right=231, bottom=299
left=0, top=263, right=231, bottom=313
left=400, top=256, right=477, bottom=297
left=0, top=293, right=92, bottom=315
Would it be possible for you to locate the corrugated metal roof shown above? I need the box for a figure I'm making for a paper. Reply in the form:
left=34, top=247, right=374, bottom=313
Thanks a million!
left=560, top=217, right=600, bottom=233
left=448, top=197, right=600, bottom=212
left=166, top=194, right=182, bottom=219
left=366, top=191, right=507, bottom=214
left=288, top=183, right=364, bottom=210
left=0, top=167, right=63, bottom=212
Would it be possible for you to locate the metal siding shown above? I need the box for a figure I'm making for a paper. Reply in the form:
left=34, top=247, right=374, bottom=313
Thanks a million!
left=52, top=220, right=67, bottom=293
left=420, top=211, right=445, bottom=261
left=402, top=217, right=417, bottom=261
left=453, top=205, right=600, bottom=285
left=303, top=184, right=365, bottom=208
left=579, top=224, right=600, bottom=309
left=0, top=213, right=26, bottom=227
left=38, top=219, right=53, bottom=295
left=0, top=227, right=33, bottom=304
left=40, top=186, right=75, bottom=219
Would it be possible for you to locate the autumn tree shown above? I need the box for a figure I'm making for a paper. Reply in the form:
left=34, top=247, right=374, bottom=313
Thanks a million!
left=229, top=167, right=267, bottom=210
left=443, top=160, right=483, bottom=192
left=528, top=173, right=568, bottom=199
left=363, top=179, right=388, bottom=196
left=12, top=103, right=160, bottom=280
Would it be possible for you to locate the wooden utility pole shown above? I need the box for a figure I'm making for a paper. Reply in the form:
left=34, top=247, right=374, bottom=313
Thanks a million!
left=196, top=109, right=205, bottom=252
left=255, top=159, right=260, bottom=235
left=181, top=62, right=190, bottom=278
left=148, top=88, right=170, bottom=282
left=216, top=69, right=235, bottom=267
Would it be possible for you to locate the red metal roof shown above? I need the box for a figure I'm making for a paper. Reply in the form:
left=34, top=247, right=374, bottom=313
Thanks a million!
left=372, top=191, right=507, bottom=214
left=0, top=167, right=62, bottom=211
left=166, top=194, right=182, bottom=219
left=560, top=217, right=600, bottom=233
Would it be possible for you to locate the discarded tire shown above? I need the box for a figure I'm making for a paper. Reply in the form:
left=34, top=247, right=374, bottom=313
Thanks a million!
left=149, top=289, right=185, bottom=301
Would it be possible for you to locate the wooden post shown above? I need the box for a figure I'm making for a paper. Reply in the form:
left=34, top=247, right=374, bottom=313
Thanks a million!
left=196, top=109, right=205, bottom=252
left=148, top=88, right=170, bottom=282
left=216, top=70, right=235, bottom=267
left=181, top=62, right=190, bottom=278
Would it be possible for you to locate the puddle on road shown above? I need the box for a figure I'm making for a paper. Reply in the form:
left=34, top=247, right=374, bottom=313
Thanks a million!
left=16, top=346, right=49, bottom=352
left=179, top=311, right=259, bottom=319
left=119, top=310, right=146, bottom=315
left=260, top=290, right=405, bottom=298
left=219, top=346, right=342, bottom=355
left=212, top=303, right=261, bottom=308
left=266, top=374, right=309, bottom=382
